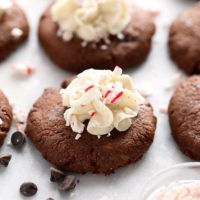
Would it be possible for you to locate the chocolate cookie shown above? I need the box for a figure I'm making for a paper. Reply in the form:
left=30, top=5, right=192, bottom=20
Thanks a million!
left=0, top=90, right=13, bottom=147
left=25, top=78, right=156, bottom=175
left=168, top=76, right=200, bottom=160
left=169, top=3, right=200, bottom=75
left=38, top=3, right=155, bottom=73
left=0, top=0, right=29, bottom=62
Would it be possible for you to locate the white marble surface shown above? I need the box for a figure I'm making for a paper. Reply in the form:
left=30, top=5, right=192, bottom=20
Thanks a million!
left=0, top=0, right=197, bottom=199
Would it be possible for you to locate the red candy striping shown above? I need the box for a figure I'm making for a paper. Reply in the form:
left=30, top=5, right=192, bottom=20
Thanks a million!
left=81, top=104, right=86, bottom=107
left=85, top=85, right=94, bottom=92
left=111, top=91, right=123, bottom=103
left=105, top=90, right=111, bottom=98
left=27, top=66, right=32, bottom=75
left=90, top=112, right=96, bottom=117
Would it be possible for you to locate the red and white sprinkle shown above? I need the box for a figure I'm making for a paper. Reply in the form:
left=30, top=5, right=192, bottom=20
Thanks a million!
left=11, top=63, right=35, bottom=77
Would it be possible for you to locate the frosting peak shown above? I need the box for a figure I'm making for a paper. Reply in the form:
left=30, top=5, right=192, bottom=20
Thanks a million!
left=51, top=0, right=131, bottom=42
left=61, top=67, right=144, bottom=138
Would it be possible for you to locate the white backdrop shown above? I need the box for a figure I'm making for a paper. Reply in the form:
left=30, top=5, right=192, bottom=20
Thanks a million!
left=0, top=0, right=197, bottom=199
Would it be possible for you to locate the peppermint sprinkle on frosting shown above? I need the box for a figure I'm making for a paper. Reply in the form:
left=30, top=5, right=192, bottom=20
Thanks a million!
left=61, top=66, right=144, bottom=137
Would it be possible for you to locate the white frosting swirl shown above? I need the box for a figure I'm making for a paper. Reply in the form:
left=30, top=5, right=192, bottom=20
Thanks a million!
left=51, top=0, right=131, bottom=42
left=0, top=0, right=12, bottom=17
left=61, top=67, right=144, bottom=136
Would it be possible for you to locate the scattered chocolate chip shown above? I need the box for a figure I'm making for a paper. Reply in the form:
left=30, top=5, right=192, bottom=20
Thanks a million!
left=0, top=154, right=12, bottom=167
left=20, top=182, right=38, bottom=196
left=11, top=131, right=26, bottom=147
left=50, top=167, right=66, bottom=182
left=59, top=175, right=76, bottom=191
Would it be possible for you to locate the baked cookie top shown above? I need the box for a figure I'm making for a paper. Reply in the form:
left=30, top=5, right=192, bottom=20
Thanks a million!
left=168, top=75, right=200, bottom=160
left=169, top=2, right=200, bottom=74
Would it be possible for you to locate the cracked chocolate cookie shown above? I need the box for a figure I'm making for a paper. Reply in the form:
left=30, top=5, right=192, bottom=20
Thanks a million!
left=0, top=0, right=29, bottom=62
left=38, top=0, right=155, bottom=73
left=0, top=90, right=13, bottom=147
left=169, top=3, right=200, bottom=75
left=168, top=76, right=200, bottom=160
left=25, top=71, right=156, bottom=175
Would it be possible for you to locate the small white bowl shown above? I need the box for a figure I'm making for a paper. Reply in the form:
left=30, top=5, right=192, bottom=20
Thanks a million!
left=140, top=162, right=200, bottom=200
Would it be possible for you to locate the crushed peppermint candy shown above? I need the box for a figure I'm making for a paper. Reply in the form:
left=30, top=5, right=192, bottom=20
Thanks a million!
left=15, top=123, right=24, bottom=132
left=100, top=45, right=108, bottom=50
left=149, top=181, right=200, bottom=200
left=11, top=28, right=23, bottom=39
left=97, top=135, right=101, bottom=139
left=159, top=107, right=167, bottom=113
left=196, top=83, right=200, bottom=89
left=117, top=33, right=125, bottom=40
left=0, top=118, right=3, bottom=125
left=81, top=41, right=88, bottom=47
left=75, top=134, right=81, bottom=140
left=151, top=10, right=161, bottom=17
left=164, top=73, right=183, bottom=91
left=107, top=133, right=111, bottom=137
left=11, top=63, right=35, bottom=77
left=13, top=110, right=26, bottom=124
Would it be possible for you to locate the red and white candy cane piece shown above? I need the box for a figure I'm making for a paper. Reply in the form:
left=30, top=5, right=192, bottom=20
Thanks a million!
left=11, top=63, right=35, bottom=76
left=151, top=10, right=161, bottom=17
left=13, top=110, right=26, bottom=123
left=160, top=107, right=167, bottom=113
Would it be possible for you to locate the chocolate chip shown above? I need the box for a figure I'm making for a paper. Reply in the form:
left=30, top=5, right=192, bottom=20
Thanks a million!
left=58, top=175, right=76, bottom=191
left=50, top=167, right=66, bottom=182
left=20, top=182, right=38, bottom=196
left=0, top=154, right=12, bottom=167
left=11, top=131, right=25, bottom=147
